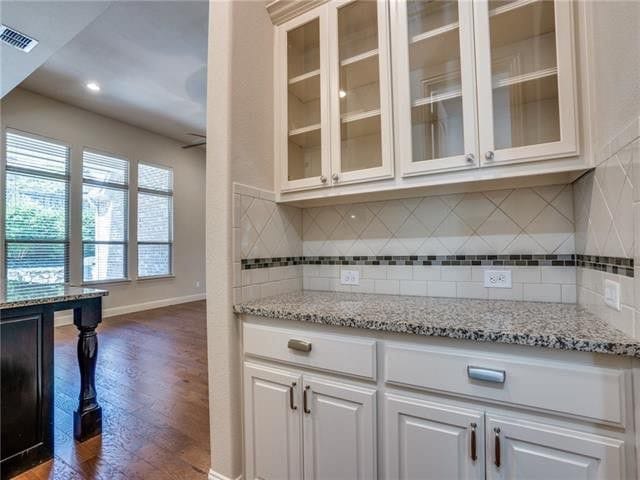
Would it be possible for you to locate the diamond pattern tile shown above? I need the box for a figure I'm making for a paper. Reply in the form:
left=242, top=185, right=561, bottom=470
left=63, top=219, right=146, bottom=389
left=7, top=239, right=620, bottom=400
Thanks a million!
left=299, top=186, right=576, bottom=257
left=574, top=138, right=639, bottom=258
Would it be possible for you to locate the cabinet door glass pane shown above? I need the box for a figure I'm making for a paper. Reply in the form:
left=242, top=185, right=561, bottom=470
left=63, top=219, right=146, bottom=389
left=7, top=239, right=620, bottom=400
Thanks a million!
left=338, top=1, right=382, bottom=173
left=288, top=19, right=322, bottom=181
left=407, top=1, right=464, bottom=162
left=489, top=0, right=560, bottom=150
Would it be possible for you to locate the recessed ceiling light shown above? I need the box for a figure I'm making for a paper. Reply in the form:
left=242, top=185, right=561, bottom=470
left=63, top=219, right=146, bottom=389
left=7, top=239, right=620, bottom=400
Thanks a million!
left=86, top=82, right=100, bottom=92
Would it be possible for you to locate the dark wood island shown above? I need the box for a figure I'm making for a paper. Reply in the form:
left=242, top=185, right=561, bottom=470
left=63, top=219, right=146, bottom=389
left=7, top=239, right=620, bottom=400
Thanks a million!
left=0, top=283, right=108, bottom=479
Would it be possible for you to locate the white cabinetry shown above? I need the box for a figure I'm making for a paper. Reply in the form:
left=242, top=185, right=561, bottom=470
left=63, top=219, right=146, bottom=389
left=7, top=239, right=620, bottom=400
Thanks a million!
left=485, top=416, right=625, bottom=480
left=241, top=319, right=635, bottom=480
left=274, top=0, right=584, bottom=202
left=392, top=0, right=577, bottom=177
left=276, top=0, right=393, bottom=192
left=385, top=393, right=485, bottom=480
left=243, top=363, right=303, bottom=480
left=303, top=376, right=377, bottom=480
left=243, top=361, right=377, bottom=480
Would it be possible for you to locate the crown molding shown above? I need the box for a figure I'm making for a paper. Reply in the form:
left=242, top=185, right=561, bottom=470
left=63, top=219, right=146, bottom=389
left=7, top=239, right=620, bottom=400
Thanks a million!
left=265, top=0, right=328, bottom=25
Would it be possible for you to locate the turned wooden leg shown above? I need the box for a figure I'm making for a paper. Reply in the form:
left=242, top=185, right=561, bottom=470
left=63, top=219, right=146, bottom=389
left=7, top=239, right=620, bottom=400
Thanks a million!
left=73, top=298, right=102, bottom=441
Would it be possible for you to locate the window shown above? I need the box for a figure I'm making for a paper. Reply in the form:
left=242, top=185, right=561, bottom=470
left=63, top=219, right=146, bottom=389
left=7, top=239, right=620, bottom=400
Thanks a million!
left=82, top=150, right=129, bottom=282
left=4, top=131, right=70, bottom=284
left=137, top=163, right=173, bottom=277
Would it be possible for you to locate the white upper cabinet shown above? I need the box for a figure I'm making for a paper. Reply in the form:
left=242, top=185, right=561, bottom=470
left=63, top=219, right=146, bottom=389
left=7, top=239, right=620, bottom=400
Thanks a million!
left=393, top=0, right=578, bottom=177
left=275, top=0, right=581, bottom=198
left=277, top=0, right=393, bottom=192
left=392, top=0, right=480, bottom=176
left=278, top=9, right=331, bottom=192
left=474, top=0, right=578, bottom=167
left=328, top=0, right=394, bottom=186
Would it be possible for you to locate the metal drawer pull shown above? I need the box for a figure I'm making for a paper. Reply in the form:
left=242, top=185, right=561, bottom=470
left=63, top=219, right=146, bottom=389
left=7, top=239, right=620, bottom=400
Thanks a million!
left=467, top=366, right=506, bottom=384
left=289, top=382, right=297, bottom=410
left=303, top=385, right=311, bottom=414
left=470, top=422, right=477, bottom=461
left=494, top=427, right=501, bottom=468
left=288, top=339, right=312, bottom=352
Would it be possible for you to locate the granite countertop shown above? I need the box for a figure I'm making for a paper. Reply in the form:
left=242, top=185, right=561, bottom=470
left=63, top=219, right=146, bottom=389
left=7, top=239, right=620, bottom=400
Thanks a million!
left=234, top=290, right=640, bottom=358
left=0, top=282, right=108, bottom=310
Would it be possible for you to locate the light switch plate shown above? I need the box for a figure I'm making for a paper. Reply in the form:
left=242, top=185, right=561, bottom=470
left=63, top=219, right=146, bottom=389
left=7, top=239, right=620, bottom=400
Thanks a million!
left=484, top=270, right=512, bottom=288
left=604, top=279, right=621, bottom=311
left=340, top=269, right=360, bottom=285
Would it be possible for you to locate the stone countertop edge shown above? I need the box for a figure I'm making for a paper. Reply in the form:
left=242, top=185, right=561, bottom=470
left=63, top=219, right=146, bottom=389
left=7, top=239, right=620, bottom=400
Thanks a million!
left=233, top=291, right=640, bottom=358
left=0, top=288, right=109, bottom=310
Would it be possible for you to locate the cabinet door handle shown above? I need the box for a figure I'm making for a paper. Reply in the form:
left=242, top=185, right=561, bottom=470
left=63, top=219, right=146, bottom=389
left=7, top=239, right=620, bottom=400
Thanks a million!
left=485, top=150, right=495, bottom=160
left=288, top=339, right=312, bottom=352
left=332, top=173, right=339, bottom=182
left=494, top=427, right=501, bottom=468
left=465, top=153, right=475, bottom=163
left=320, top=175, right=327, bottom=183
left=470, top=422, right=477, bottom=462
left=289, top=382, right=297, bottom=410
left=303, top=385, right=311, bottom=414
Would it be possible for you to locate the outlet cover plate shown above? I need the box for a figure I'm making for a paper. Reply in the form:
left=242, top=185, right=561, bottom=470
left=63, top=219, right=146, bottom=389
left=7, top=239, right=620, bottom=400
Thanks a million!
left=604, top=279, right=621, bottom=311
left=484, top=270, right=512, bottom=289
left=340, top=269, right=360, bottom=285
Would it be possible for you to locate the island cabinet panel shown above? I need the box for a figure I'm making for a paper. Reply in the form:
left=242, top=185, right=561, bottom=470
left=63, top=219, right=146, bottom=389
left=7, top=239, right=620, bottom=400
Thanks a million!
left=0, top=307, right=54, bottom=479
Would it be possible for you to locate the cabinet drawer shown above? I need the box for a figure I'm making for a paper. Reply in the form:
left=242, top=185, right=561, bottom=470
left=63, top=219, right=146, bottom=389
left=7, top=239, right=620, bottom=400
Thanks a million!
left=243, top=322, right=377, bottom=380
left=385, top=344, right=627, bottom=425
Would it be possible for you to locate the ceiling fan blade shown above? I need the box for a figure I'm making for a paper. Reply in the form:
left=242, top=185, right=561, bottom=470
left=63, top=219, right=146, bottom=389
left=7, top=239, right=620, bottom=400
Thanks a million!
left=182, top=141, right=206, bottom=149
left=186, top=133, right=206, bottom=138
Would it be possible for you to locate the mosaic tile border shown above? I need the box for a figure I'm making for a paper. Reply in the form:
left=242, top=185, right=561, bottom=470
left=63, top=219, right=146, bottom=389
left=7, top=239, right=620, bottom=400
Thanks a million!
left=241, top=254, right=577, bottom=269
left=576, top=255, right=634, bottom=278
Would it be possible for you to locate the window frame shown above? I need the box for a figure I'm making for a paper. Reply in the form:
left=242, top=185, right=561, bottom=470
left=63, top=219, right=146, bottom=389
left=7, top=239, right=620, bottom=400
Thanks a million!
left=136, top=162, right=174, bottom=279
left=81, top=148, right=130, bottom=284
left=3, top=128, right=71, bottom=285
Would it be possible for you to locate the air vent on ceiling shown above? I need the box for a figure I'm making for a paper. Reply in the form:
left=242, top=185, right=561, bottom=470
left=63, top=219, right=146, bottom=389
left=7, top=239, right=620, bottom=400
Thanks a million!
left=1, top=24, right=38, bottom=52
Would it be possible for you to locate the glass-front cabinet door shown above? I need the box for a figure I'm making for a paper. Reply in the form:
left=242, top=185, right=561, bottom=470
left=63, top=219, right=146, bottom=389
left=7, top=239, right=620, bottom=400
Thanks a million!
left=278, top=10, right=330, bottom=191
left=474, top=0, right=577, bottom=166
left=391, top=0, right=478, bottom=176
left=328, top=0, right=394, bottom=185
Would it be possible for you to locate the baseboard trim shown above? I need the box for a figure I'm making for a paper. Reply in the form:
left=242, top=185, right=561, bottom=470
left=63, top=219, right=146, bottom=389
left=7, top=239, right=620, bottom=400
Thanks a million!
left=54, top=293, right=206, bottom=326
left=208, top=469, right=242, bottom=480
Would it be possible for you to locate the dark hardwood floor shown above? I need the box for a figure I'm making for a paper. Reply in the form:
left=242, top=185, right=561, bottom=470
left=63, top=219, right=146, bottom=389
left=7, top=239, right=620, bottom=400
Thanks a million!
left=13, top=301, right=210, bottom=480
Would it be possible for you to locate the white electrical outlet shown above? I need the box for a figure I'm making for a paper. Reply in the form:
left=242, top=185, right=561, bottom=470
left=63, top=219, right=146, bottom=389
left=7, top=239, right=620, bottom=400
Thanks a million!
left=340, top=269, right=360, bottom=285
left=604, top=279, right=621, bottom=311
left=484, top=270, right=512, bottom=288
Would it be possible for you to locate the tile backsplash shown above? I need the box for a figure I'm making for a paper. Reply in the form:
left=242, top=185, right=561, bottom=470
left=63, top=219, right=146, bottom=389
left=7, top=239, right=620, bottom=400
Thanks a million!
left=302, top=186, right=575, bottom=257
left=573, top=117, right=640, bottom=337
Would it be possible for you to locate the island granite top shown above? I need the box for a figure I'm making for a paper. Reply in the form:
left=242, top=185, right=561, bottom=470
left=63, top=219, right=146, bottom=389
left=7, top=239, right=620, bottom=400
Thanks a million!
left=234, top=290, right=640, bottom=358
left=0, top=282, right=108, bottom=310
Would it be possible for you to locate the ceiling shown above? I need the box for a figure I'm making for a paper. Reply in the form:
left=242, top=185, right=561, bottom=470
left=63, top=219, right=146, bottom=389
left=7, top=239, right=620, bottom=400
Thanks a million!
left=17, top=0, right=209, bottom=144
left=1, top=1, right=111, bottom=98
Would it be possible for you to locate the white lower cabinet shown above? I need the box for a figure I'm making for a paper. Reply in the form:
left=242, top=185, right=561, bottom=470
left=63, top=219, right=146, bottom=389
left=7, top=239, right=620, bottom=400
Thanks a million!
left=244, top=362, right=303, bottom=480
left=383, top=392, right=626, bottom=480
left=384, top=393, right=485, bottom=480
left=244, top=361, right=377, bottom=480
left=303, top=376, right=377, bottom=480
left=241, top=321, right=635, bottom=480
left=486, top=416, right=625, bottom=480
